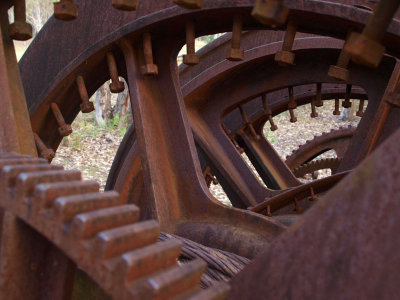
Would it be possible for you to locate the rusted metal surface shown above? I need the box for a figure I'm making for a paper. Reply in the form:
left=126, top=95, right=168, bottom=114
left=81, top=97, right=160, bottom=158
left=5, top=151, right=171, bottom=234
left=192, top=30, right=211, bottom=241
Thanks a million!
left=285, top=126, right=356, bottom=171
left=230, top=127, right=400, bottom=300
left=292, top=157, right=342, bottom=178
left=22, top=0, right=400, bottom=257
left=0, top=3, right=36, bottom=156
left=0, top=152, right=230, bottom=299
left=1, top=0, right=399, bottom=298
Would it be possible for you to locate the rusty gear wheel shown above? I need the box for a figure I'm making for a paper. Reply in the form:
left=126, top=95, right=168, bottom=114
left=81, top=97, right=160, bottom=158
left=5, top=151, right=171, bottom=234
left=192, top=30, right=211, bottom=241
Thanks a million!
left=0, top=152, right=230, bottom=299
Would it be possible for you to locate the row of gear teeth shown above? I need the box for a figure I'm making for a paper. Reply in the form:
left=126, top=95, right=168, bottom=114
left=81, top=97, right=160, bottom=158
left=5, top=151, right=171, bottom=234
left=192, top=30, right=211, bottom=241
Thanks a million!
left=0, top=152, right=230, bottom=300
left=292, top=157, right=342, bottom=178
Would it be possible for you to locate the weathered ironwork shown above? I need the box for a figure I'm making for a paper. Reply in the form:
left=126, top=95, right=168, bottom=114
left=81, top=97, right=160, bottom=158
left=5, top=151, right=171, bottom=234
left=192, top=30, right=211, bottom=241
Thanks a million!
left=0, top=0, right=399, bottom=299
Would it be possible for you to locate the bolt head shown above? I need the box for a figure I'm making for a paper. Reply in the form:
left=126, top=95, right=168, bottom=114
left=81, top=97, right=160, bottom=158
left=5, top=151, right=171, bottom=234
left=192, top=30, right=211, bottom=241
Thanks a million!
left=8, top=22, right=33, bottom=41
left=112, top=0, right=138, bottom=11
left=80, top=101, right=95, bottom=113
left=141, top=64, right=158, bottom=76
left=342, top=101, right=352, bottom=109
left=41, top=149, right=55, bottom=162
left=109, top=81, right=125, bottom=93
left=173, top=0, right=204, bottom=9
left=183, top=53, right=199, bottom=65
left=275, top=50, right=295, bottom=66
left=58, top=125, right=73, bottom=137
left=251, top=0, right=289, bottom=27
left=345, top=32, right=385, bottom=68
left=226, top=48, right=244, bottom=61
left=328, top=65, right=349, bottom=81
left=356, top=111, right=364, bottom=117
left=54, top=1, right=78, bottom=21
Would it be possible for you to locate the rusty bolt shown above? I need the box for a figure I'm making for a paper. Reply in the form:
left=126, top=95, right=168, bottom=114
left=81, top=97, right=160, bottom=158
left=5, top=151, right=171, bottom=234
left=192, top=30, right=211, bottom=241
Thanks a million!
left=328, top=48, right=350, bottom=81
left=275, top=19, right=297, bottom=66
left=333, top=98, right=340, bottom=115
left=107, top=52, right=125, bottom=93
left=251, top=0, right=289, bottom=27
left=315, top=83, right=323, bottom=107
left=262, top=95, right=278, bottom=131
left=266, top=205, right=272, bottom=217
left=203, top=166, right=219, bottom=187
left=342, top=84, right=352, bottom=108
left=183, top=20, right=199, bottom=65
left=227, top=15, right=244, bottom=61
left=54, top=0, right=78, bottom=21
left=112, top=0, right=138, bottom=11
left=141, top=32, right=158, bottom=76
left=309, top=187, right=318, bottom=201
left=50, top=103, right=73, bottom=137
left=288, top=87, right=297, bottom=123
left=76, top=76, right=95, bottom=113
left=8, top=0, right=33, bottom=41
left=173, top=0, right=204, bottom=9
left=310, top=98, right=318, bottom=118
left=33, top=133, right=55, bottom=162
left=239, top=105, right=261, bottom=141
left=356, top=99, right=365, bottom=117
left=222, top=123, right=245, bottom=153
left=293, top=197, right=302, bottom=212
left=345, top=0, right=400, bottom=68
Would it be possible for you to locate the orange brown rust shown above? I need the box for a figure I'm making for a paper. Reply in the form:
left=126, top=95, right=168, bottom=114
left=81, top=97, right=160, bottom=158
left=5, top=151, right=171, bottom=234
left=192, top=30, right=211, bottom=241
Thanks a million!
left=239, top=105, right=261, bottom=141
left=33, top=133, right=55, bottom=162
left=222, top=123, right=244, bottom=154
left=345, top=0, right=400, bottom=68
left=0, top=153, right=230, bottom=299
left=173, top=0, right=204, bottom=9
left=285, top=126, right=356, bottom=172
left=183, top=20, right=199, bottom=65
left=112, top=0, right=138, bottom=11
left=262, top=94, right=278, bottom=131
left=53, top=0, right=78, bottom=21
left=250, top=171, right=349, bottom=215
left=8, top=0, right=32, bottom=41
left=310, top=96, right=318, bottom=118
left=328, top=44, right=351, bottom=81
left=251, top=0, right=289, bottom=27
left=141, top=32, right=158, bottom=76
left=76, top=75, right=95, bottom=113
left=275, top=18, right=297, bottom=66
left=333, top=97, right=340, bottom=115
left=107, top=52, right=125, bottom=93
left=3, top=0, right=400, bottom=298
left=356, top=98, right=365, bottom=117
left=230, top=129, right=400, bottom=299
left=226, top=15, right=244, bottom=61
left=0, top=6, right=36, bottom=156
left=50, top=103, right=73, bottom=137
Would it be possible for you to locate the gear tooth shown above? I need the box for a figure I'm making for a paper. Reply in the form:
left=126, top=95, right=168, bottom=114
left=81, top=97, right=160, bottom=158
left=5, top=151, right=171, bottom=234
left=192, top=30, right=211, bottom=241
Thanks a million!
left=70, top=204, right=140, bottom=239
left=130, top=258, right=207, bottom=300
left=93, top=220, right=160, bottom=260
left=54, top=191, right=121, bottom=223
left=116, top=239, right=182, bottom=284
